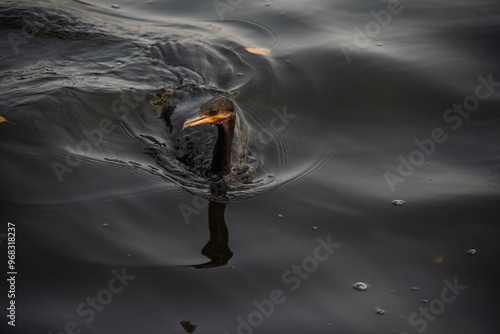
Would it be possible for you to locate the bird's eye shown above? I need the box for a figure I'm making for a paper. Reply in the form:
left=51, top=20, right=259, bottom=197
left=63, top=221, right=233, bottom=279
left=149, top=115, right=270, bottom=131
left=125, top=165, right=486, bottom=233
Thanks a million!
left=210, top=109, right=218, bottom=116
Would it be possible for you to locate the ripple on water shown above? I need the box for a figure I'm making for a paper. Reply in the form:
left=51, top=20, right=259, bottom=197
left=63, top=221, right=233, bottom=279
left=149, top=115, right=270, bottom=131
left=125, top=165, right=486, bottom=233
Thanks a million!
left=113, top=26, right=334, bottom=202
left=1, top=2, right=335, bottom=204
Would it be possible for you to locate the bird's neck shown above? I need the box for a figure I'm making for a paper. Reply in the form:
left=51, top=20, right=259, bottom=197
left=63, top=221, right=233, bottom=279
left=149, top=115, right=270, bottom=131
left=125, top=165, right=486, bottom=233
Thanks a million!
left=212, top=117, right=235, bottom=176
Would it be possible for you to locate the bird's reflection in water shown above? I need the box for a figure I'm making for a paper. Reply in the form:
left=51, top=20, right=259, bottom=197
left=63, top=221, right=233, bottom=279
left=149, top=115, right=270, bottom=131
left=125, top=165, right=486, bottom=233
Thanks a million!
left=190, top=182, right=233, bottom=269
left=158, top=93, right=250, bottom=269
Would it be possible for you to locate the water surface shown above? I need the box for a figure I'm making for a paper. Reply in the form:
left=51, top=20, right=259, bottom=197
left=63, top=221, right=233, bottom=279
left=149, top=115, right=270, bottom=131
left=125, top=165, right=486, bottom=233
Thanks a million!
left=1, top=0, right=499, bottom=333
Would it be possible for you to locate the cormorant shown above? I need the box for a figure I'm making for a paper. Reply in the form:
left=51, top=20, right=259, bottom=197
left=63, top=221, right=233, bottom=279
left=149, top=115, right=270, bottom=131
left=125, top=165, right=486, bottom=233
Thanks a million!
left=182, top=96, right=247, bottom=177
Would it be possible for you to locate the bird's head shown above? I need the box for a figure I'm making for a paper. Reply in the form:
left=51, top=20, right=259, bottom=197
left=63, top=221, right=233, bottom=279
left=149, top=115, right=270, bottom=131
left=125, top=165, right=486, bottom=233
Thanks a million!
left=182, top=96, right=235, bottom=130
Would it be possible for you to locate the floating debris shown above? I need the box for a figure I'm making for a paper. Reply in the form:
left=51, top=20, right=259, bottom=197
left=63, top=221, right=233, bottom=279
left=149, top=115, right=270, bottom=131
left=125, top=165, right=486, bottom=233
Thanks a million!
left=312, top=226, right=318, bottom=230
left=102, top=223, right=108, bottom=227
left=0, top=116, right=16, bottom=125
left=392, top=199, right=405, bottom=206
left=421, top=299, right=429, bottom=303
left=376, top=43, right=382, bottom=46
left=246, top=47, right=271, bottom=55
left=467, top=249, right=477, bottom=255
left=375, top=308, right=386, bottom=315
left=353, top=282, right=369, bottom=291
left=126, top=254, right=132, bottom=258
left=411, top=287, right=419, bottom=291
left=236, top=72, right=244, bottom=77
left=180, top=321, right=197, bottom=333
left=278, top=214, right=283, bottom=218
left=111, top=4, right=120, bottom=9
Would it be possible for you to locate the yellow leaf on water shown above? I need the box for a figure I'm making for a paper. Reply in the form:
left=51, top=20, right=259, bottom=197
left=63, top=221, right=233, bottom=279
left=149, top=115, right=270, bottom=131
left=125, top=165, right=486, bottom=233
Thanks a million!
left=434, top=255, right=443, bottom=264
left=0, top=116, right=16, bottom=125
left=245, top=47, right=271, bottom=55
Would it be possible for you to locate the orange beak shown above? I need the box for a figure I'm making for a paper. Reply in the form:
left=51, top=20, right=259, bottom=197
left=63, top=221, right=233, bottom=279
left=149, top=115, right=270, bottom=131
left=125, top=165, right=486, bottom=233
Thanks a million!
left=182, top=113, right=222, bottom=130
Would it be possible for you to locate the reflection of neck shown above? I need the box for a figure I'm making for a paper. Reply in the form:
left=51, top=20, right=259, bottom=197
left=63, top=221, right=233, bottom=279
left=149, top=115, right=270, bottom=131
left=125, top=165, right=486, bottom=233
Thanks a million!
left=193, top=200, right=232, bottom=268
left=212, top=117, right=235, bottom=175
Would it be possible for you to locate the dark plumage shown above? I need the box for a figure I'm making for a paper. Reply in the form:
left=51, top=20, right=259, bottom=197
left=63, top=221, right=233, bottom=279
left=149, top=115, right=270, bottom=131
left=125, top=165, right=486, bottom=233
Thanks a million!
left=182, top=96, right=240, bottom=176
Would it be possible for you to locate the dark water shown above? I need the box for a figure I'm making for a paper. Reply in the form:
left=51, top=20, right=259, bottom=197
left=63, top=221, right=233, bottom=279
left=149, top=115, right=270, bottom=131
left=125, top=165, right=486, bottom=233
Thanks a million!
left=1, top=0, right=499, bottom=333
